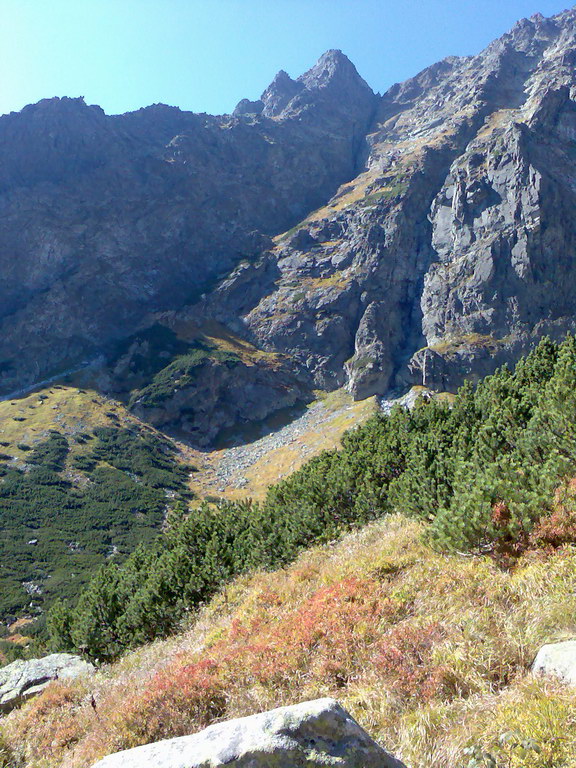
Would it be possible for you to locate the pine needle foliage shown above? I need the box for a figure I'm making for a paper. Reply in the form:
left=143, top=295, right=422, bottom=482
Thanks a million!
left=50, top=336, right=576, bottom=659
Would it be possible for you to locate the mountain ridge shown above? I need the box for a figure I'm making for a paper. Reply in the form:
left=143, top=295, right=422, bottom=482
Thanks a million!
left=3, top=8, right=576, bottom=441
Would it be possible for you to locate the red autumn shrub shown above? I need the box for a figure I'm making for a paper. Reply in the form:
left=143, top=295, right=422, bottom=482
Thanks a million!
left=375, top=622, right=452, bottom=701
left=193, top=577, right=402, bottom=693
left=8, top=681, right=86, bottom=760
left=115, top=658, right=227, bottom=745
left=531, top=479, right=576, bottom=549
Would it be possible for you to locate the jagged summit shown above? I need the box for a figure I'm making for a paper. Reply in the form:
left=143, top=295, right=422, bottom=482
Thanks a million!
left=548, top=5, right=576, bottom=22
left=3, top=95, right=105, bottom=125
left=233, top=49, right=375, bottom=119
left=3, top=7, right=576, bottom=429
left=296, top=49, right=372, bottom=96
left=260, top=68, right=303, bottom=116
left=298, top=48, right=363, bottom=87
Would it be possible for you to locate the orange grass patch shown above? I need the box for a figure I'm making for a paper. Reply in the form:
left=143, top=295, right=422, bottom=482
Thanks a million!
left=6, top=516, right=576, bottom=768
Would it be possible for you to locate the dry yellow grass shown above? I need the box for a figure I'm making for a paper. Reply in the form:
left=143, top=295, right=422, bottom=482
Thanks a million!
left=186, top=391, right=379, bottom=502
left=4, top=515, right=576, bottom=768
left=0, top=386, right=137, bottom=461
left=167, top=317, right=285, bottom=368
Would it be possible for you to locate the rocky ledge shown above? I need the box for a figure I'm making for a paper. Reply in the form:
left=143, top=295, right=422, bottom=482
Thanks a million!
left=0, top=653, right=94, bottom=713
left=90, top=698, right=405, bottom=768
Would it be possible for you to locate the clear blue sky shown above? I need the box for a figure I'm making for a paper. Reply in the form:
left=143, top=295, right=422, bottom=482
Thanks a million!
left=0, top=0, right=572, bottom=117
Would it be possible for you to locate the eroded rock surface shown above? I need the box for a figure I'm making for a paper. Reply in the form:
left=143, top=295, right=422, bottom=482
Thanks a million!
left=235, top=9, right=576, bottom=397
left=90, top=698, right=405, bottom=768
left=533, top=640, right=576, bottom=686
left=0, top=50, right=375, bottom=403
left=6, top=10, right=576, bottom=438
left=0, top=653, right=94, bottom=713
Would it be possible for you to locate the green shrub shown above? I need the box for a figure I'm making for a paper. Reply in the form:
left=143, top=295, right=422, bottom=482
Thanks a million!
left=0, top=427, right=194, bottom=620
left=51, top=336, right=576, bottom=660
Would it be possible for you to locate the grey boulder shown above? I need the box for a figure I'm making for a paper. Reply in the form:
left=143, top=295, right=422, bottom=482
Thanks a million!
left=0, top=652, right=94, bottom=713
left=91, top=697, right=405, bottom=768
left=533, top=640, right=576, bottom=686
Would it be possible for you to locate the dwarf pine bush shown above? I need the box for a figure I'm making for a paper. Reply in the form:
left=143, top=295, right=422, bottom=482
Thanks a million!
left=50, top=336, right=576, bottom=659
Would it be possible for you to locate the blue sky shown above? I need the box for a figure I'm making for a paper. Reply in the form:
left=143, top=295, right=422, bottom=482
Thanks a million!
left=0, top=0, right=572, bottom=117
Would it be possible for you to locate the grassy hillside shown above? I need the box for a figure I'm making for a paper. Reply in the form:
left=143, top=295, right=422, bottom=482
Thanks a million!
left=3, top=515, right=576, bottom=768
left=0, top=386, right=194, bottom=624
left=48, top=336, right=576, bottom=663
left=0, top=378, right=377, bottom=653
left=5, top=337, right=576, bottom=766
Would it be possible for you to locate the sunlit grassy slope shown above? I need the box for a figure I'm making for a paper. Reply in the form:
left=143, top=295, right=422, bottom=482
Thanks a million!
left=4, top=514, right=576, bottom=768
left=0, top=379, right=379, bottom=628
left=186, top=389, right=379, bottom=502
left=0, top=385, right=132, bottom=460
left=0, top=385, right=195, bottom=619
left=0, top=379, right=378, bottom=503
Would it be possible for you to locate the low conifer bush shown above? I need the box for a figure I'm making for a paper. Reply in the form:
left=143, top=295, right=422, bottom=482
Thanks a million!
left=48, top=336, right=576, bottom=660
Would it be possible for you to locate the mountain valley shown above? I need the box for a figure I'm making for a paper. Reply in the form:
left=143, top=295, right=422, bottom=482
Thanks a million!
left=5, top=7, right=576, bottom=768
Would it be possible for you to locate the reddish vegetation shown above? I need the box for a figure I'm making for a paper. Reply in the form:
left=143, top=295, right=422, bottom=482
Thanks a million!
left=376, top=622, right=452, bottom=702
left=531, top=479, right=576, bottom=550
left=8, top=572, right=453, bottom=765
left=489, top=479, right=576, bottom=564
left=117, top=660, right=227, bottom=746
left=8, top=515, right=576, bottom=768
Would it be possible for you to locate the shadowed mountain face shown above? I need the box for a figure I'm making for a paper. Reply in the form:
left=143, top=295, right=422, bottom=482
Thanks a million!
left=0, top=51, right=376, bottom=397
left=4, top=10, right=576, bottom=440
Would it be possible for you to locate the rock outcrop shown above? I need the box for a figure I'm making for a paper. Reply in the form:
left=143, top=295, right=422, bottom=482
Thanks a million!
left=0, top=52, right=376, bottom=403
left=6, top=10, right=576, bottom=438
left=90, top=698, right=405, bottom=768
left=533, top=640, right=576, bottom=686
left=236, top=9, right=576, bottom=397
left=0, top=653, right=94, bottom=713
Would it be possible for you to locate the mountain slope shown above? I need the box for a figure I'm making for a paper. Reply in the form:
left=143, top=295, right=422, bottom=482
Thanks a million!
left=4, top=515, right=576, bottom=768
left=0, top=380, right=378, bottom=624
left=0, top=51, right=375, bottom=407
left=6, top=10, right=576, bottom=441
left=234, top=9, right=576, bottom=396
left=0, top=386, right=194, bottom=619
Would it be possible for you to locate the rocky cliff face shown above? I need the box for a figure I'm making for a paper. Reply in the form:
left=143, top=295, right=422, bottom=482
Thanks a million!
left=231, top=9, right=576, bottom=398
left=4, top=10, right=576, bottom=440
left=0, top=51, right=375, bottom=400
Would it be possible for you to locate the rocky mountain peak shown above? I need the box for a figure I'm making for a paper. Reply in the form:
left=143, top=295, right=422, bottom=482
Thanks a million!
left=0, top=95, right=113, bottom=192
left=493, top=6, right=576, bottom=58
left=299, top=49, right=356, bottom=84
left=9, top=95, right=106, bottom=129
left=258, top=50, right=375, bottom=120
left=260, top=69, right=304, bottom=116
left=551, top=6, right=576, bottom=24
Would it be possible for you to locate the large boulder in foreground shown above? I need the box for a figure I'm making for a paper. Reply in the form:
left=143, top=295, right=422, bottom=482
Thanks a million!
left=91, top=697, right=405, bottom=768
left=533, top=640, right=576, bottom=685
left=0, top=653, right=94, bottom=713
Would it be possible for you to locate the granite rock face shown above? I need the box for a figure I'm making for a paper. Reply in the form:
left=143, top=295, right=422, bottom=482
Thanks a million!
left=533, top=640, right=576, bottom=686
left=236, top=9, right=576, bottom=397
left=90, top=698, right=405, bottom=768
left=0, top=653, right=94, bottom=713
left=0, top=51, right=375, bottom=403
left=6, top=10, right=576, bottom=439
